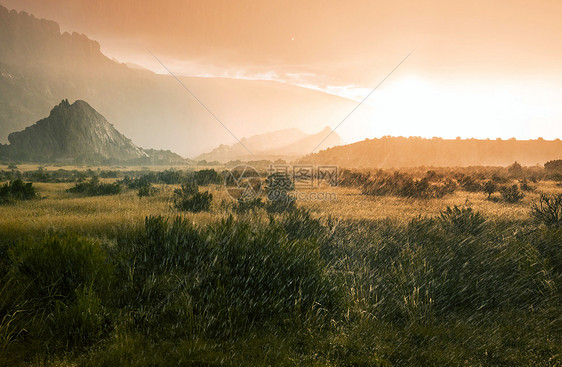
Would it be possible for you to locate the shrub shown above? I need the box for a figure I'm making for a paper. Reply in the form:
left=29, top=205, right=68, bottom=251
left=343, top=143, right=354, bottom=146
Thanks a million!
left=137, top=182, right=158, bottom=198
left=455, top=173, right=482, bottom=192
left=519, top=178, right=535, bottom=192
left=279, top=207, right=324, bottom=241
left=482, top=180, right=498, bottom=199
left=173, top=181, right=212, bottom=212
left=235, top=196, right=265, bottom=213
left=499, top=184, right=525, bottom=203
left=265, top=171, right=296, bottom=213
left=544, top=159, right=562, bottom=174
left=490, top=173, right=509, bottom=184
left=531, top=194, right=562, bottom=227
left=438, top=205, right=486, bottom=236
left=0, top=179, right=37, bottom=204
left=192, top=169, right=222, bottom=186
left=339, top=169, right=369, bottom=187
left=67, top=177, right=121, bottom=196
left=363, top=171, right=455, bottom=199
left=507, top=161, right=524, bottom=178
left=360, top=209, right=553, bottom=324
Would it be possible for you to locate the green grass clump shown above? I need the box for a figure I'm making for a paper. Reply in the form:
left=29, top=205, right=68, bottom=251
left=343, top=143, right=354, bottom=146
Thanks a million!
left=109, top=214, right=340, bottom=340
left=0, top=233, right=112, bottom=354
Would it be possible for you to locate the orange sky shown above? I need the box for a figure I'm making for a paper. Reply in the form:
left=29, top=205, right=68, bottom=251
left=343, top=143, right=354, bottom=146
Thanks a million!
left=2, top=0, right=561, bottom=141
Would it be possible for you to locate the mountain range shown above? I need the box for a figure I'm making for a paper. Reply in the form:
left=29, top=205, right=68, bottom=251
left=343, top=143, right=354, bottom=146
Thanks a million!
left=0, top=5, right=359, bottom=158
left=195, top=127, right=343, bottom=163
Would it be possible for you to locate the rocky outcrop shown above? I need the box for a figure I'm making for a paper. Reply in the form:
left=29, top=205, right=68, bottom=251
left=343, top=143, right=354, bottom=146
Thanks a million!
left=3, top=99, right=147, bottom=162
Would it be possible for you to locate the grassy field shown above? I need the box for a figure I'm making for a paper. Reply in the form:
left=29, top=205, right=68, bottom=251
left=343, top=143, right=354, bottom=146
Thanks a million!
left=0, top=167, right=561, bottom=366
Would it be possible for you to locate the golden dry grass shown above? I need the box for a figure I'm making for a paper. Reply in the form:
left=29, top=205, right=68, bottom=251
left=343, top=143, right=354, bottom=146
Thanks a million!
left=1, top=179, right=560, bottom=236
left=299, top=186, right=551, bottom=222
left=0, top=183, right=232, bottom=237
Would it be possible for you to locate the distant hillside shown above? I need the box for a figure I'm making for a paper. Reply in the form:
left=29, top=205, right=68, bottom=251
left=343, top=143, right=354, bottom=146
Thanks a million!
left=298, top=136, right=562, bottom=168
left=0, top=5, right=359, bottom=157
left=196, top=127, right=343, bottom=163
left=0, top=99, right=190, bottom=165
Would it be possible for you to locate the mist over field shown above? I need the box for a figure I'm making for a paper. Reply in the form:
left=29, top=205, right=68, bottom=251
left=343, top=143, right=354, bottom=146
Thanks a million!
left=1, top=1, right=561, bottom=366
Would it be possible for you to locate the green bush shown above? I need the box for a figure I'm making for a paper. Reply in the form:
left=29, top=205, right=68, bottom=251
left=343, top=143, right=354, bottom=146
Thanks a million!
left=531, top=193, right=562, bottom=227
left=67, top=177, right=121, bottom=196
left=235, top=196, right=265, bottom=213
left=192, top=168, right=222, bottom=186
left=362, top=172, right=456, bottom=199
left=438, top=205, right=486, bottom=236
left=137, top=182, right=158, bottom=198
left=455, top=173, right=482, bottom=192
left=0, top=179, right=37, bottom=204
left=482, top=180, right=498, bottom=199
left=173, top=181, right=212, bottom=212
left=500, top=184, right=525, bottom=203
left=265, top=171, right=297, bottom=212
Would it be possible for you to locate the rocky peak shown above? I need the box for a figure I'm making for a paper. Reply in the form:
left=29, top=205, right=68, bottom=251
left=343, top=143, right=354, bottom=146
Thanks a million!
left=4, top=99, right=147, bottom=162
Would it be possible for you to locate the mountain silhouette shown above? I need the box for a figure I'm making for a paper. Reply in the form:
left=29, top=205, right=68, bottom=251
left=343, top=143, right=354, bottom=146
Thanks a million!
left=0, top=99, right=147, bottom=162
left=196, top=127, right=343, bottom=163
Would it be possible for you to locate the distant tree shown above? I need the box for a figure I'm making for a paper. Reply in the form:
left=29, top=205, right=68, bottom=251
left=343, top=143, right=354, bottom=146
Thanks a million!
left=7, top=162, right=17, bottom=170
left=545, top=160, right=562, bottom=173
left=507, top=161, right=523, bottom=178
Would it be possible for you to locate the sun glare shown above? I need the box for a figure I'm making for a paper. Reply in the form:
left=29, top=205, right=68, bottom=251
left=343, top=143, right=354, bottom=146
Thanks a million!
left=334, top=76, right=562, bottom=143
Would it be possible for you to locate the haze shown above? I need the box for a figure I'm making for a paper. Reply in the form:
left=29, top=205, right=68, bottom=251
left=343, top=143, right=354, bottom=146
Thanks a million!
left=2, top=0, right=562, bottom=144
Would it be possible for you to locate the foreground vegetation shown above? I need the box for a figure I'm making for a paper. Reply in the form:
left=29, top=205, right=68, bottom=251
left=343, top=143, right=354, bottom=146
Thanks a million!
left=0, top=165, right=561, bottom=366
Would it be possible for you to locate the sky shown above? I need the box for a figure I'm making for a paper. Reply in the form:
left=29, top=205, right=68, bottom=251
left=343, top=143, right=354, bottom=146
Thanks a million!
left=3, top=0, right=561, bottom=141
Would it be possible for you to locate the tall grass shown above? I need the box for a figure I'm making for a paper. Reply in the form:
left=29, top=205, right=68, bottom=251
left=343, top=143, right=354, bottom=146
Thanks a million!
left=0, top=176, right=561, bottom=365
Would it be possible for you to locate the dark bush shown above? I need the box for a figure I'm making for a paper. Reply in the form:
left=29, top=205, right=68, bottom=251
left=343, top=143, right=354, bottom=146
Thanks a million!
left=173, top=181, right=212, bottom=212
left=455, top=173, right=482, bottom=192
left=499, top=184, right=525, bottom=203
left=137, top=182, right=158, bottom=198
left=0, top=179, right=37, bottom=204
left=519, top=178, right=535, bottom=192
left=339, top=169, right=370, bottom=187
left=362, top=171, right=455, bottom=199
left=531, top=193, right=562, bottom=227
left=192, top=169, right=222, bottom=186
left=507, top=161, right=524, bottom=178
left=67, top=177, right=121, bottom=196
left=236, top=196, right=265, bottom=213
left=482, top=180, right=498, bottom=199
left=544, top=159, right=562, bottom=174
left=438, top=205, right=486, bottom=236
left=265, top=171, right=296, bottom=212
